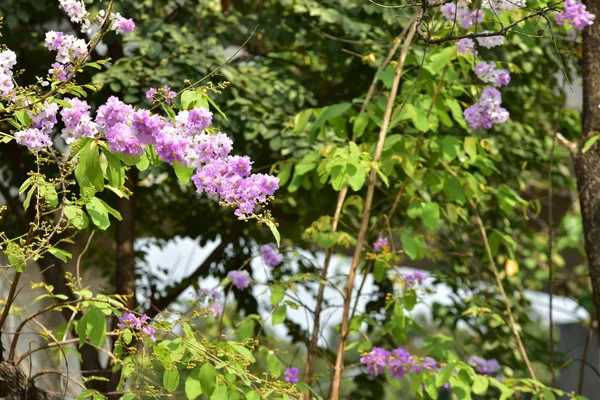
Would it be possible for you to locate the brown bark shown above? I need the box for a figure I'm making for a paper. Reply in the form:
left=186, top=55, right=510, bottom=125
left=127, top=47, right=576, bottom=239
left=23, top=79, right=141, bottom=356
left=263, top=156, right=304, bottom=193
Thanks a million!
left=576, top=0, right=600, bottom=341
left=0, top=362, right=62, bottom=400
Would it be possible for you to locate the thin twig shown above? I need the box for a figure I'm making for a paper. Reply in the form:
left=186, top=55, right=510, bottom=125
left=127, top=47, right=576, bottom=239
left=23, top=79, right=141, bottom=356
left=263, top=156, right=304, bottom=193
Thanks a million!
left=329, top=20, right=418, bottom=400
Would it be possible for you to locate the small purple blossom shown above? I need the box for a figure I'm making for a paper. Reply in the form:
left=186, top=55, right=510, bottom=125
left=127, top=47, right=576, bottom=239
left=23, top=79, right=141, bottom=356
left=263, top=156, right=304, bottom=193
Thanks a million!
left=259, top=244, right=283, bottom=267
left=29, top=102, right=59, bottom=135
left=404, top=271, right=426, bottom=287
left=146, top=86, right=176, bottom=105
left=373, top=235, right=388, bottom=252
left=463, top=88, right=509, bottom=130
left=14, top=128, right=52, bottom=152
left=440, top=3, right=483, bottom=29
left=556, top=0, right=595, bottom=29
left=468, top=356, right=501, bottom=376
left=284, top=367, right=300, bottom=384
left=476, top=34, right=505, bottom=48
left=118, top=312, right=156, bottom=342
left=58, top=0, right=87, bottom=25
left=117, top=312, right=137, bottom=329
left=360, top=347, right=391, bottom=376
left=111, top=13, right=136, bottom=34
left=227, top=270, right=251, bottom=290
left=456, top=38, right=476, bottom=55
left=474, top=62, right=511, bottom=87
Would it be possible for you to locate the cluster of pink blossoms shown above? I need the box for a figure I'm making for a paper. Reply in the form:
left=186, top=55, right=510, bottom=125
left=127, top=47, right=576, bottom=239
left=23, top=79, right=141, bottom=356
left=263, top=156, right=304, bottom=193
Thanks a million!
left=58, top=0, right=135, bottom=34
left=444, top=0, right=594, bottom=130
left=361, top=347, right=446, bottom=384
left=260, top=244, right=283, bottom=267
left=0, top=50, right=17, bottom=97
left=474, top=62, right=511, bottom=87
left=441, top=2, right=483, bottom=29
left=13, top=94, right=279, bottom=218
left=556, top=0, right=595, bottom=29
left=463, top=88, right=509, bottom=129
left=117, top=312, right=156, bottom=342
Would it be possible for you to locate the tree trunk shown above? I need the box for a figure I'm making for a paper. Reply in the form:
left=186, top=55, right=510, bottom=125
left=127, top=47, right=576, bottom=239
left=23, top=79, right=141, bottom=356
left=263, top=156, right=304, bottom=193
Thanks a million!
left=576, top=0, right=600, bottom=339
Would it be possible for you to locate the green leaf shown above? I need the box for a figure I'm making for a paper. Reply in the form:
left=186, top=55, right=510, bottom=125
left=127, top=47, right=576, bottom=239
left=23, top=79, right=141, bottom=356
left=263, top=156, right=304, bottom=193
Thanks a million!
left=163, top=368, right=180, bottom=391
left=464, top=137, right=478, bottom=159
left=245, top=391, right=260, bottom=400
left=161, top=103, right=176, bottom=121
left=210, top=384, right=228, bottom=400
left=277, top=162, right=293, bottom=186
left=423, top=374, right=438, bottom=399
left=401, top=233, right=425, bottom=260
left=266, top=352, right=283, bottom=377
left=445, top=97, right=466, bottom=129
left=185, top=368, right=202, bottom=400
left=173, top=161, right=194, bottom=184
left=136, top=152, right=150, bottom=171
left=435, top=362, right=455, bottom=387
left=272, top=305, right=287, bottom=325
left=199, top=363, right=217, bottom=396
left=48, top=247, right=72, bottom=263
left=181, top=90, right=205, bottom=110
left=85, top=197, right=110, bottom=230
left=103, top=150, right=125, bottom=188
left=472, top=375, right=489, bottom=395
left=64, top=205, right=89, bottom=230
left=76, top=141, right=104, bottom=191
left=441, top=136, right=461, bottom=162
left=86, top=307, right=106, bottom=347
left=309, top=103, right=352, bottom=142
left=582, top=134, right=600, bottom=153
left=270, top=285, right=285, bottom=305
left=353, top=113, right=370, bottom=138
left=444, top=176, right=466, bottom=205
left=77, top=312, right=88, bottom=348
left=206, top=96, right=228, bottom=121
left=237, top=321, right=255, bottom=341
left=421, top=202, right=440, bottom=230
left=119, top=394, right=137, bottom=400
left=266, top=221, right=281, bottom=247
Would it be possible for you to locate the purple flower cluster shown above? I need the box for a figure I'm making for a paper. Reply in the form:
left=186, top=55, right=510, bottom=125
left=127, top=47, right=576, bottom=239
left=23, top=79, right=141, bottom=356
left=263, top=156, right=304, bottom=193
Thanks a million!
left=468, top=356, right=501, bottom=376
left=0, top=50, right=17, bottom=96
left=404, top=271, right=426, bottom=288
left=481, top=0, right=525, bottom=12
left=117, top=312, right=157, bottom=342
left=15, top=101, right=59, bottom=151
left=44, top=31, right=87, bottom=81
left=476, top=34, right=505, bottom=49
left=227, top=270, right=251, bottom=290
left=556, top=0, right=595, bottom=30
left=463, top=88, right=509, bottom=130
left=440, top=3, right=483, bottom=29
left=60, top=97, right=98, bottom=144
left=360, top=347, right=444, bottom=381
left=58, top=0, right=87, bottom=25
left=260, top=244, right=283, bottom=268
left=373, top=235, right=388, bottom=252
left=12, top=91, right=278, bottom=217
left=146, top=86, right=177, bottom=105
left=15, top=129, right=53, bottom=151
left=474, top=62, right=511, bottom=87
left=284, top=367, right=300, bottom=384
left=456, top=38, right=476, bottom=55
left=111, top=13, right=136, bottom=34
